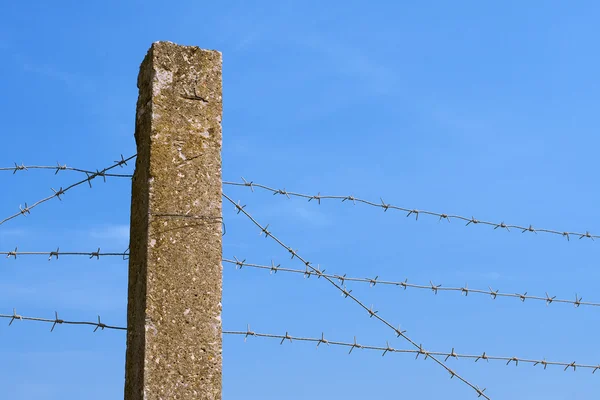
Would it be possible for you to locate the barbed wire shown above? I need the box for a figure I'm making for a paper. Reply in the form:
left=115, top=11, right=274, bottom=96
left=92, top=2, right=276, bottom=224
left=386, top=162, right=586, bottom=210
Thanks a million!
left=224, top=179, right=598, bottom=242
left=223, top=193, right=490, bottom=399
left=0, top=309, right=126, bottom=332
left=223, top=258, right=598, bottom=309
left=7, top=247, right=591, bottom=310
left=1, top=247, right=129, bottom=260
left=5, top=309, right=592, bottom=375
left=227, top=327, right=600, bottom=373
left=0, top=154, right=136, bottom=226
left=0, top=162, right=133, bottom=177
left=2, top=310, right=594, bottom=374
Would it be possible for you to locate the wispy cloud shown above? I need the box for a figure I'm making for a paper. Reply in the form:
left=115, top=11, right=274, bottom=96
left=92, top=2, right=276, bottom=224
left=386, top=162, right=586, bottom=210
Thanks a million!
left=21, top=62, right=94, bottom=92
left=293, top=34, right=398, bottom=95
left=0, top=281, right=126, bottom=312
left=233, top=30, right=261, bottom=52
left=0, top=228, right=27, bottom=248
left=88, top=224, right=130, bottom=247
left=454, top=269, right=503, bottom=282
left=481, top=271, right=501, bottom=281
left=0, top=228, right=27, bottom=239
left=259, top=200, right=332, bottom=228
left=10, top=52, right=95, bottom=94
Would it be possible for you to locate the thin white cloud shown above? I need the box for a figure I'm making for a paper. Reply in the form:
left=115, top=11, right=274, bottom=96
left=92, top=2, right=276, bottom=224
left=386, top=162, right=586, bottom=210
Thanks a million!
left=11, top=52, right=95, bottom=93
left=0, top=228, right=27, bottom=238
left=293, top=34, right=398, bottom=95
left=481, top=271, right=501, bottom=281
left=259, top=200, right=332, bottom=228
left=89, top=224, right=130, bottom=247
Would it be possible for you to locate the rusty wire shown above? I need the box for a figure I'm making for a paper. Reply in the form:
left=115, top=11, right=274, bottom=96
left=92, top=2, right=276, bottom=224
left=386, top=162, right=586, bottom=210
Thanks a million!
left=0, top=309, right=126, bottom=332
left=227, top=327, right=600, bottom=373
left=224, top=179, right=597, bottom=242
left=0, top=162, right=132, bottom=177
left=223, top=193, right=490, bottom=399
left=223, top=258, right=597, bottom=309
left=0, top=154, right=136, bottom=226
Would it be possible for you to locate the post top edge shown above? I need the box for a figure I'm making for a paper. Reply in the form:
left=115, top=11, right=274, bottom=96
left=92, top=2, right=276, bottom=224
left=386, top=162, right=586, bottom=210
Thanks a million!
left=151, top=41, right=221, bottom=55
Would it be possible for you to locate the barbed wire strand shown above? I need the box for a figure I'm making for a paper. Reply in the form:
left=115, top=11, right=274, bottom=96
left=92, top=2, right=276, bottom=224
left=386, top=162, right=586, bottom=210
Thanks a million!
left=223, top=259, right=597, bottom=309
left=1, top=248, right=130, bottom=260
left=227, top=328, right=600, bottom=373
left=224, top=179, right=597, bottom=242
left=0, top=309, right=126, bottom=331
left=4, top=311, right=593, bottom=375
left=223, top=193, right=490, bottom=399
left=0, top=163, right=132, bottom=177
left=4, top=311, right=589, bottom=375
left=0, top=155, right=136, bottom=226
left=7, top=247, right=590, bottom=310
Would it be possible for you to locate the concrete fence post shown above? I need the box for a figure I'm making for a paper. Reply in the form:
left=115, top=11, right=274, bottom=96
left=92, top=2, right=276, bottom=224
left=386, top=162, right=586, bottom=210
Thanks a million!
left=125, top=41, right=223, bottom=400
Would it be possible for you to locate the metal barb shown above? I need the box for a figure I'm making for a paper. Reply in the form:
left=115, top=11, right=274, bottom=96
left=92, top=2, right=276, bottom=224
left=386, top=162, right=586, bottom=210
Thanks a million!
left=280, top=331, right=292, bottom=345
left=466, top=217, right=478, bottom=226
left=507, top=357, right=519, bottom=366
left=51, top=187, right=65, bottom=200
left=462, top=284, right=469, bottom=296
left=93, top=315, right=106, bottom=332
left=241, top=177, right=254, bottom=192
left=445, top=348, right=458, bottom=362
left=9, top=308, right=22, bottom=326
left=317, top=332, right=329, bottom=348
left=90, top=248, right=101, bottom=260
left=367, top=305, right=378, bottom=318
left=49, top=247, right=60, bottom=261
left=349, top=336, right=362, bottom=354
left=51, top=311, right=64, bottom=332
left=233, top=256, right=246, bottom=269
left=244, top=324, right=255, bottom=342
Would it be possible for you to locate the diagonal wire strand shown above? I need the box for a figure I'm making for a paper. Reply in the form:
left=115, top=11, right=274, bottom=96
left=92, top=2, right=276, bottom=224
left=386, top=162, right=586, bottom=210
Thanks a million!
left=223, top=259, right=597, bottom=309
left=224, top=179, right=597, bottom=242
left=228, top=328, right=600, bottom=373
left=223, top=193, right=490, bottom=399
left=0, top=155, right=136, bottom=226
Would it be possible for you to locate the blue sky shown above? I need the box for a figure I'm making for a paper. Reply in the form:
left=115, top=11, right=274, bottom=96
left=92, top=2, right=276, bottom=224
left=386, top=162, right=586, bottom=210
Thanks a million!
left=1, top=1, right=599, bottom=398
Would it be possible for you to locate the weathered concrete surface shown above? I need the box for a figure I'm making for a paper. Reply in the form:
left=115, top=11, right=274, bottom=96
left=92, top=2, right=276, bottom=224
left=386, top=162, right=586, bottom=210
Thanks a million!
left=125, top=41, right=222, bottom=400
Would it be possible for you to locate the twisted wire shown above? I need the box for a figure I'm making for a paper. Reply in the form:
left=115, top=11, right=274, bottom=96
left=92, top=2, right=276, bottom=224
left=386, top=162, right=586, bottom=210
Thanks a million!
left=0, top=154, right=136, bottom=226
left=224, top=179, right=597, bottom=242
left=223, top=258, right=597, bottom=309
left=224, top=193, right=489, bottom=399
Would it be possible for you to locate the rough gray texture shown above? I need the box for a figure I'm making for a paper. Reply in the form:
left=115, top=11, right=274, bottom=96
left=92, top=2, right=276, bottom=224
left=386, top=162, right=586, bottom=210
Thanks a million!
left=124, top=41, right=223, bottom=400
